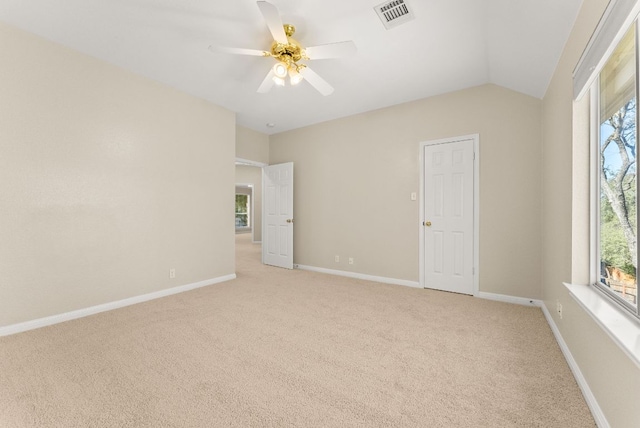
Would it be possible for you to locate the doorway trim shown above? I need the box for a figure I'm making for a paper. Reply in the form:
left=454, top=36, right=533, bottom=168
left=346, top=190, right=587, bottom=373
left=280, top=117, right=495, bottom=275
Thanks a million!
left=419, top=134, right=480, bottom=295
left=235, top=157, right=268, bottom=168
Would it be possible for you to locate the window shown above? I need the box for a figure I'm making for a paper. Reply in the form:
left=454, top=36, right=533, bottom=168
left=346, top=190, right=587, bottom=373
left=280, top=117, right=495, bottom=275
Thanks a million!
left=235, top=194, right=250, bottom=229
left=593, top=21, right=639, bottom=318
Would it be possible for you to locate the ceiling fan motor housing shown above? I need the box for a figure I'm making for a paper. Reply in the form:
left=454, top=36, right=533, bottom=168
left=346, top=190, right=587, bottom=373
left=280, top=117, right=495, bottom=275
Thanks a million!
left=271, top=24, right=305, bottom=69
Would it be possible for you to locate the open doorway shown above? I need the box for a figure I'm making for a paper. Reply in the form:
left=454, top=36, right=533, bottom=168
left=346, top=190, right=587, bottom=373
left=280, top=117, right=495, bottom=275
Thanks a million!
left=234, top=159, right=294, bottom=269
left=235, top=159, right=266, bottom=244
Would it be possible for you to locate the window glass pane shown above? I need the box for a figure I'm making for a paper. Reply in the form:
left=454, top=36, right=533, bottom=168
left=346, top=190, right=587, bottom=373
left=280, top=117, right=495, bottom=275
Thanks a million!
left=235, top=213, right=248, bottom=227
left=235, top=194, right=249, bottom=214
left=599, top=25, right=638, bottom=309
left=235, top=194, right=250, bottom=228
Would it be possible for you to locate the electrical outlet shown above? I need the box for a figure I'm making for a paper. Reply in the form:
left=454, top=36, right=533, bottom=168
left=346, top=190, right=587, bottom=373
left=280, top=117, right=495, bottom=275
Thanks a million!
left=335, top=255, right=340, bottom=263
left=169, top=268, right=176, bottom=279
left=556, top=300, right=563, bottom=319
left=348, top=257, right=354, bottom=265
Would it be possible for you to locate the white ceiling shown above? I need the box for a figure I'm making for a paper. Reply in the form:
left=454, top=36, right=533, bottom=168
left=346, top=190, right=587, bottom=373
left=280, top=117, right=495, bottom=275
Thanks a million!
left=0, top=0, right=583, bottom=134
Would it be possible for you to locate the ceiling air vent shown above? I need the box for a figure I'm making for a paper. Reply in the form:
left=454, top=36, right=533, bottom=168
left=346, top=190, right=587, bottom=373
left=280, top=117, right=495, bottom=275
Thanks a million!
left=374, top=0, right=415, bottom=30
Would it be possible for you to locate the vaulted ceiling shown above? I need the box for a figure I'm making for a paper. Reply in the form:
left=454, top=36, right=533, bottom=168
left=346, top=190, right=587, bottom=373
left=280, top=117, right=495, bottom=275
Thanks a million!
left=0, top=0, right=583, bottom=134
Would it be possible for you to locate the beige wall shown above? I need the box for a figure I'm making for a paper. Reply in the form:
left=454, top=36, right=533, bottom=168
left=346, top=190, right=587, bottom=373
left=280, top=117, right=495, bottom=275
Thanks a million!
left=542, top=0, right=640, bottom=426
left=270, top=84, right=542, bottom=298
left=235, top=166, right=263, bottom=242
left=236, top=125, right=269, bottom=164
left=0, top=23, right=236, bottom=327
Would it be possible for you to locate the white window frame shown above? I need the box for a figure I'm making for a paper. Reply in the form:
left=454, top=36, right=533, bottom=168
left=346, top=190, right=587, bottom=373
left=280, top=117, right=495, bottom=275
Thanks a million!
left=590, top=85, right=640, bottom=317
left=589, top=20, right=640, bottom=320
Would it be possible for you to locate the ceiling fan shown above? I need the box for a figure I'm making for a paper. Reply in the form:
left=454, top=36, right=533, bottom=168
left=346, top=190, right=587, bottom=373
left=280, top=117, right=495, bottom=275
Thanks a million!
left=209, top=1, right=356, bottom=96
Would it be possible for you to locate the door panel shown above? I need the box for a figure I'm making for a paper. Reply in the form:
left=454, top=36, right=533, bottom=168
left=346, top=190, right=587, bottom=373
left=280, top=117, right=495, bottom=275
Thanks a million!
left=262, top=162, right=294, bottom=269
left=423, top=139, right=474, bottom=295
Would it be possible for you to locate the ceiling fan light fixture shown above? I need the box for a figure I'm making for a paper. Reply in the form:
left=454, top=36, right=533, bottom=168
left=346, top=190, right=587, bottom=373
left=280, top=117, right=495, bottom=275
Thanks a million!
left=289, top=68, right=304, bottom=85
left=272, top=62, right=288, bottom=79
left=272, top=75, right=286, bottom=86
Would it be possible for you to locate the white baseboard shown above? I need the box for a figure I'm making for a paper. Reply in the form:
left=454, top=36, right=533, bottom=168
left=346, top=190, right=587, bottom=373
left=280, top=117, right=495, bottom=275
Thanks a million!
left=476, top=291, right=542, bottom=307
left=540, top=303, right=609, bottom=428
left=0, top=274, right=237, bottom=337
left=295, top=264, right=421, bottom=289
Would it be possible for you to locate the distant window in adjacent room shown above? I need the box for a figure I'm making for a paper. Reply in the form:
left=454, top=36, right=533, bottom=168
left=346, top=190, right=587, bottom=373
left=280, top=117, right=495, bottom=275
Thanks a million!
left=235, top=194, right=250, bottom=229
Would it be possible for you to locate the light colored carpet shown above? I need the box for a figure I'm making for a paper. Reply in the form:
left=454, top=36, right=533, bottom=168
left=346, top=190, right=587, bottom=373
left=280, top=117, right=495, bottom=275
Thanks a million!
left=0, top=234, right=595, bottom=427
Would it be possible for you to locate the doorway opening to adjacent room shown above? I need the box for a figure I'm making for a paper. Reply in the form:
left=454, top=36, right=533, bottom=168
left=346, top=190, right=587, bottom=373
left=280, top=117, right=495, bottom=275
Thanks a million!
left=235, top=158, right=267, bottom=244
left=235, top=159, right=294, bottom=269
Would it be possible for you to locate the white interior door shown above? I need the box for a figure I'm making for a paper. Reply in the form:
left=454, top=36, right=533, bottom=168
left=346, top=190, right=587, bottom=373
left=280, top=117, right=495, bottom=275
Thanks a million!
left=262, top=162, right=294, bottom=269
left=423, top=139, right=474, bottom=295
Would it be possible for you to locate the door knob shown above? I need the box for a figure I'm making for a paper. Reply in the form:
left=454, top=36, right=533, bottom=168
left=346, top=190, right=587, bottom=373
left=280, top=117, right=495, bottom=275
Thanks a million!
left=286, top=219, right=294, bottom=223
left=423, top=221, right=432, bottom=227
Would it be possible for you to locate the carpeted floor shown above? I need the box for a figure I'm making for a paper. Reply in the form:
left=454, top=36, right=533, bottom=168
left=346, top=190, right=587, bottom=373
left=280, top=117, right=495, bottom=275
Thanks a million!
left=0, top=234, right=595, bottom=427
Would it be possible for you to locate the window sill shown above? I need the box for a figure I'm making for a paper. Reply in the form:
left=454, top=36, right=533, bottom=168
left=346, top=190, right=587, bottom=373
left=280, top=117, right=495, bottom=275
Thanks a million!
left=564, top=282, right=640, bottom=369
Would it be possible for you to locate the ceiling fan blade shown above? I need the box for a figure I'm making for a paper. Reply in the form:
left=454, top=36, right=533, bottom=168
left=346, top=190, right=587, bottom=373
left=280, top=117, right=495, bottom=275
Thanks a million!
left=257, top=69, right=276, bottom=93
left=300, top=67, right=334, bottom=96
left=208, top=46, right=269, bottom=57
left=257, top=1, right=288, bottom=44
left=305, top=41, right=357, bottom=60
